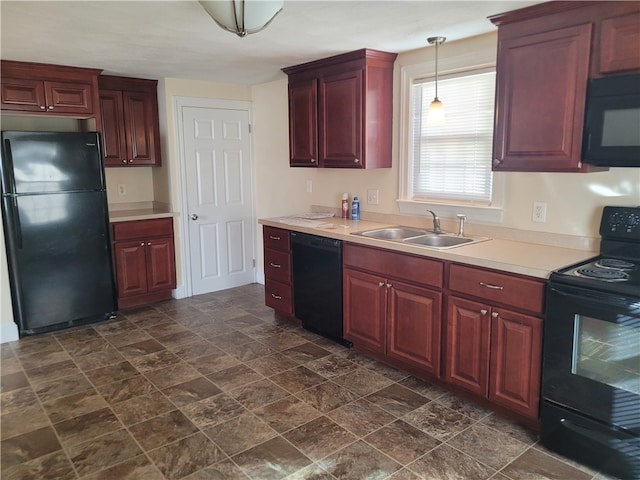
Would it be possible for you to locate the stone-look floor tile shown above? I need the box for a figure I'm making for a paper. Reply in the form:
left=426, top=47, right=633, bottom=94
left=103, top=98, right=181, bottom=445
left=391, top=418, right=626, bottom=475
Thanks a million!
left=365, top=384, right=430, bottom=417
left=33, top=373, right=95, bottom=402
left=232, top=436, right=312, bottom=480
left=84, top=360, right=139, bottom=386
left=168, top=339, right=216, bottom=360
left=387, top=468, right=424, bottom=480
left=295, top=381, right=359, bottom=413
left=191, top=323, right=236, bottom=340
left=208, top=331, right=255, bottom=348
left=24, top=359, right=80, bottom=384
left=254, top=396, right=322, bottom=433
left=259, top=332, right=308, bottom=351
left=61, top=336, right=111, bottom=357
left=117, top=338, right=166, bottom=359
left=0, top=426, right=62, bottom=471
left=148, top=432, right=226, bottom=480
left=157, top=330, right=202, bottom=350
left=129, top=348, right=182, bottom=373
left=1, top=356, right=22, bottom=376
left=531, top=444, right=601, bottom=478
left=270, top=366, right=326, bottom=393
left=132, top=316, right=175, bottom=332
left=163, top=376, right=222, bottom=407
left=490, top=474, right=512, bottom=480
left=0, top=450, right=76, bottom=480
left=247, top=352, right=299, bottom=376
left=447, top=424, right=529, bottom=471
left=222, top=340, right=276, bottom=362
left=336, top=350, right=377, bottom=368
left=408, top=443, right=496, bottom=480
left=111, top=389, right=175, bottom=426
left=0, top=371, right=29, bottom=393
left=106, top=328, right=154, bottom=348
left=129, top=409, right=199, bottom=451
left=1, top=403, right=50, bottom=440
left=480, top=413, right=539, bottom=445
left=53, top=407, right=122, bottom=448
left=92, top=318, right=138, bottom=337
left=324, top=440, right=401, bottom=480
left=67, top=428, right=142, bottom=476
left=96, top=374, right=157, bottom=404
left=229, top=378, right=290, bottom=410
left=189, top=350, right=242, bottom=375
left=1, top=386, right=39, bottom=415
left=285, top=464, right=335, bottom=480
left=206, top=364, right=263, bottom=391
left=73, top=346, right=128, bottom=371
left=326, top=398, right=398, bottom=437
left=180, top=393, right=247, bottom=428
left=17, top=349, right=72, bottom=371
left=305, top=354, right=358, bottom=379
left=145, top=361, right=203, bottom=389
left=365, top=419, right=441, bottom=465
left=42, top=390, right=110, bottom=424
left=403, top=401, right=475, bottom=441
left=55, top=327, right=101, bottom=345
left=284, top=416, right=357, bottom=461
left=312, top=337, right=351, bottom=355
left=82, top=454, right=165, bottom=480
left=281, top=342, right=332, bottom=364
left=184, top=458, right=251, bottom=479
left=501, top=447, right=592, bottom=480
left=203, top=412, right=277, bottom=456
left=145, top=322, right=190, bottom=340
left=224, top=313, right=265, bottom=329
left=11, top=335, right=61, bottom=357
left=367, top=362, right=408, bottom=381
left=435, top=392, right=493, bottom=421
left=398, top=376, right=448, bottom=400
left=243, top=323, right=285, bottom=340
left=332, top=368, right=393, bottom=396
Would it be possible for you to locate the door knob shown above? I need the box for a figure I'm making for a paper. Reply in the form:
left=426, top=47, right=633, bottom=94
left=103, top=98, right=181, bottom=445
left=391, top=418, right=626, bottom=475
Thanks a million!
left=191, top=214, right=198, bottom=220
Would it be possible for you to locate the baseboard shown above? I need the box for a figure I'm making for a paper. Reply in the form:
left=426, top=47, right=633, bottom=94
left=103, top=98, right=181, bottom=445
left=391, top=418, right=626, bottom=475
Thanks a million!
left=0, top=321, right=19, bottom=344
left=172, top=285, right=188, bottom=300
left=256, top=272, right=265, bottom=285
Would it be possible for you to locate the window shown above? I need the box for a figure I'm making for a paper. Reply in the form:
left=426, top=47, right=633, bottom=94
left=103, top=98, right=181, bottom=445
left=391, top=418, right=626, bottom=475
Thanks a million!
left=412, top=70, right=496, bottom=204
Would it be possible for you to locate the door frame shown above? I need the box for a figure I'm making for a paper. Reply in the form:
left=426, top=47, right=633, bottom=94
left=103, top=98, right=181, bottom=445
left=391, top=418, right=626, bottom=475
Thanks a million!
left=173, top=96, right=257, bottom=298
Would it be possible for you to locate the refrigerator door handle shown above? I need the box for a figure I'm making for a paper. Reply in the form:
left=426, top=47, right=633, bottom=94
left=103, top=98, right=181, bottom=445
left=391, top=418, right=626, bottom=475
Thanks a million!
left=9, top=196, right=23, bottom=249
left=2, top=139, right=18, bottom=194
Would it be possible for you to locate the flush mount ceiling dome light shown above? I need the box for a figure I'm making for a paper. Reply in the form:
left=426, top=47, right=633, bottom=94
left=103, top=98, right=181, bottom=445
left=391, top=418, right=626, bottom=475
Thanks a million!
left=199, top=0, right=284, bottom=38
left=427, top=36, right=446, bottom=126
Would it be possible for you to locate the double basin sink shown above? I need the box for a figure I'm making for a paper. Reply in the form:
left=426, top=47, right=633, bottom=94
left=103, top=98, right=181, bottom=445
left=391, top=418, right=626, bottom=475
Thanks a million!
left=351, top=226, right=489, bottom=249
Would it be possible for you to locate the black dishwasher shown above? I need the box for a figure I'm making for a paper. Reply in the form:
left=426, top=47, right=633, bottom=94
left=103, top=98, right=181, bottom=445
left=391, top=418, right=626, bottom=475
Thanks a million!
left=291, top=232, right=351, bottom=347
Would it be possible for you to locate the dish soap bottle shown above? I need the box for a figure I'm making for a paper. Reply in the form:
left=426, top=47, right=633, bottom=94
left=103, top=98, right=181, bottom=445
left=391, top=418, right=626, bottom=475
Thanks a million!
left=341, top=193, right=349, bottom=219
left=351, top=196, right=360, bottom=221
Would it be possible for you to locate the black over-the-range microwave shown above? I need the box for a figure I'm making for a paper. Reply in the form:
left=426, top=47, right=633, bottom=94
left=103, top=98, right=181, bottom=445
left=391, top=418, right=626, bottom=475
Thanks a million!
left=582, top=73, right=640, bottom=167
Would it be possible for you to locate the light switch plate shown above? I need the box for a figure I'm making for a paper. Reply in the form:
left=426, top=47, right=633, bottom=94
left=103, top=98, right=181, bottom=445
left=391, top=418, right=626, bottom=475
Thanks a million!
left=367, top=189, right=379, bottom=205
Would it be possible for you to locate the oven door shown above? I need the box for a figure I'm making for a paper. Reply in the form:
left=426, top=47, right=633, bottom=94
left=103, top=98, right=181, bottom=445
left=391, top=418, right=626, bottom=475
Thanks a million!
left=543, top=283, right=640, bottom=434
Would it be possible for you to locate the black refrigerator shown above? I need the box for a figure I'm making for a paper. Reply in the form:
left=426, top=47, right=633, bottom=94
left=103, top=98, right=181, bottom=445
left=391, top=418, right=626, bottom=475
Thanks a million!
left=1, top=131, right=117, bottom=336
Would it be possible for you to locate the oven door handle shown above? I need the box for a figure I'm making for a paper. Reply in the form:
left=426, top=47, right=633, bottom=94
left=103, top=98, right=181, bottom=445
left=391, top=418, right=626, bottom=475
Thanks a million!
left=548, top=285, right=636, bottom=309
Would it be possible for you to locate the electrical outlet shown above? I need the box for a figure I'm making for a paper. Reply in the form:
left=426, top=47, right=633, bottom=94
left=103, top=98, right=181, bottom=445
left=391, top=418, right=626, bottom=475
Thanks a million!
left=117, top=184, right=126, bottom=196
left=367, top=189, right=379, bottom=205
left=532, top=201, right=547, bottom=223
left=306, top=180, right=312, bottom=193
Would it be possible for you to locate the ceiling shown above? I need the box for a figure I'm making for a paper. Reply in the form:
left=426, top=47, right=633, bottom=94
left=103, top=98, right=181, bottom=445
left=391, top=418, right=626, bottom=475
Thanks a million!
left=1, top=1, right=541, bottom=85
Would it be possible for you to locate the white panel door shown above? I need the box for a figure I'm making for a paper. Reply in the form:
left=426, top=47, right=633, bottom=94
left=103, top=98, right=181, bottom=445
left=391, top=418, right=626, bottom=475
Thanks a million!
left=182, top=106, right=254, bottom=295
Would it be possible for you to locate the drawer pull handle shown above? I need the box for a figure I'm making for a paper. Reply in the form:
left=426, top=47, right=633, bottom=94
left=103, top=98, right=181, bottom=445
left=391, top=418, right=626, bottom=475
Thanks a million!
left=480, top=309, right=488, bottom=316
left=269, top=235, right=281, bottom=240
left=479, top=282, right=504, bottom=290
left=270, top=262, right=281, bottom=268
left=271, top=293, right=282, bottom=300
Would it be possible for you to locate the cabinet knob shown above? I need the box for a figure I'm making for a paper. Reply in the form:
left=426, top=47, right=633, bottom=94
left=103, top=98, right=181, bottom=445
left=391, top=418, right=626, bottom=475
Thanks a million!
left=191, top=214, right=199, bottom=220
left=491, top=312, right=499, bottom=319
left=354, top=158, right=360, bottom=164
left=386, top=282, right=392, bottom=289
left=147, top=242, right=151, bottom=246
left=128, top=159, right=134, bottom=163
left=480, top=309, right=488, bottom=316
left=310, top=158, right=316, bottom=163
left=122, top=159, right=127, bottom=164
left=39, top=105, right=46, bottom=110
left=47, top=105, right=54, bottom=110
left=140, top=242, right=145, bottom=246
left=378, top=282, right=385, bottom=287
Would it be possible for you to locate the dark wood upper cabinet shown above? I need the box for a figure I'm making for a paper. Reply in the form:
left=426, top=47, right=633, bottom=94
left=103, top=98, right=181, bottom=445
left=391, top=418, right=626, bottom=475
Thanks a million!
left=1, top=60, right=101, bottom=119
left=489, top=1, right=640, bottom=173
left=282, top=49, right=397, bottom=169
left=98, top=75, right=162, bottom=167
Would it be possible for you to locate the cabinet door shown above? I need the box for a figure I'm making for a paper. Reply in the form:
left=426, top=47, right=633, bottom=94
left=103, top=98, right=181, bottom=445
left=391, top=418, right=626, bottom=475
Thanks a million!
left=122, top=90, right=159, bottom=165
left=99, top=90, right=128, bottom=166
left=288, top=78, right=318, bottom=167
left=493, top=24, right=592, bottom=172
left=387, top=281, right=442, bottom=377
left=343, top=268, right=386, bottom=354
left=599, top=11, right=640, bottom=74
left=44, top=81, right=93, bottom=115
left=1, top=78, right=46, bottom=112
left=445, top=296, right=491, bottom=396
left=113, top=241, right=148, bottom=297
left=319, top=69, right=363, bottom=168
left=489, top=308, right=542, bottom=420
left=145, top=237, right=176, bottom=292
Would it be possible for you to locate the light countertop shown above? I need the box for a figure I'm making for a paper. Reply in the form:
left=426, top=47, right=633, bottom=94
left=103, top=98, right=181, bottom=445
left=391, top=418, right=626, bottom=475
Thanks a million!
left=259, top=216, right=597, bottom=279
left=109, top=206, right=177, bottom=223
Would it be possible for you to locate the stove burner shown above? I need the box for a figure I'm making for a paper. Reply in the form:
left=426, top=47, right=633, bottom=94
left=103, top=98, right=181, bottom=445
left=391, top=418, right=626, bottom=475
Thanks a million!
left=595, top=258, right=636, bottom=270
left=575, top=267, right=630, bottom=282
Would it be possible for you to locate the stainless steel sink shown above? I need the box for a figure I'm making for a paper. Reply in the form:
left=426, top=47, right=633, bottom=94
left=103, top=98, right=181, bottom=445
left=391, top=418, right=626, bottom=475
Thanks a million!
left=354, top=226, right=428, bottom=240
left=404, top=235, right=474, bottom=248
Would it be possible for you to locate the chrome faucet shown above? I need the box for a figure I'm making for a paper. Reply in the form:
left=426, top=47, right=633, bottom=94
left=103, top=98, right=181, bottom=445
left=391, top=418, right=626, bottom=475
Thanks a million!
left=457, top=214, right=467, bottom=237
left=426, top=210, right=442, bottom=234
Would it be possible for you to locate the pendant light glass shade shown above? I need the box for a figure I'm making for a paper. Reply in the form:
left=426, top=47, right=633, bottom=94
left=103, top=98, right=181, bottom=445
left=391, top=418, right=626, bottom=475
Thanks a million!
left=199, top=0, right=283, bottom=38
left=426, top=36, right=446, bottom=126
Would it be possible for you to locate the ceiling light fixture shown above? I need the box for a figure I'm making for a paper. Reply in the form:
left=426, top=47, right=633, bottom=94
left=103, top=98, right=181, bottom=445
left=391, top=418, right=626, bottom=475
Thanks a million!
left=427, top=36, right=446, bottom=126
left=199, top=0, right=283, bottom=38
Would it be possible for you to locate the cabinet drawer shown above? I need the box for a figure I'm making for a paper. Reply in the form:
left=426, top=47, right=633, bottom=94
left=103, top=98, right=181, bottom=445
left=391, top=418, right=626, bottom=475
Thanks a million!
left=263, top=226, right=290, bottom=252
left=112, top=217, right=173, bottom=241
left=265, top=279, right=293, bottom=315
left=264, top=249, right=291, bottom=284
left=344, top=243, right=443, bottom=289
left=449, top=264, right=544, bottom=315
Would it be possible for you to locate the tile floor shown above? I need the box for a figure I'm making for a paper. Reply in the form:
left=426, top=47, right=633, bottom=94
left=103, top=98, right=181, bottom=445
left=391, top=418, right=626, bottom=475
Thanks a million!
left=0, top=284, right=616, bottom=480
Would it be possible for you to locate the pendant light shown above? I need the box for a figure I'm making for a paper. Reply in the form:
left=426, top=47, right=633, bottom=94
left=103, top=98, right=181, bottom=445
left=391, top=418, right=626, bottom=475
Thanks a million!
left=199, top=0, right=283, bottom=38
left=427, top=36, right=446, bottom=126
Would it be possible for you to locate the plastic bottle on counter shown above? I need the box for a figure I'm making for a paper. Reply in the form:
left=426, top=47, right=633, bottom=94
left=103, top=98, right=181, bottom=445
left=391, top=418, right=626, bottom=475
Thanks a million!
left=341, top=193, right=349, bottom=219
left=351, top=196, right=360, bottom=221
